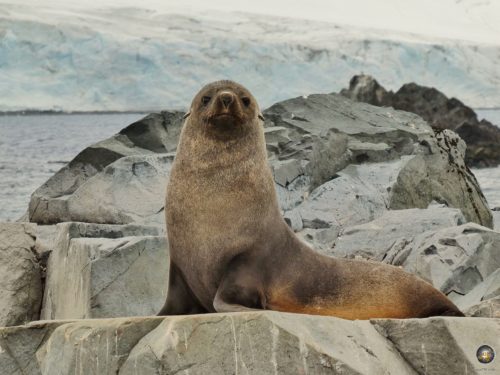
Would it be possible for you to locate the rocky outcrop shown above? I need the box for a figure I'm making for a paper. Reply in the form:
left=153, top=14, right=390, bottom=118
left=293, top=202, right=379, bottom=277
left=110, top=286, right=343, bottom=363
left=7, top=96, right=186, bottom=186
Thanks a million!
left=264, top=94, right=492, bottom=229
left=341, top=74, right=500, bottom=167
left=0, top=313, right=498, bottom=375
left=0, top=223, right=42, bottom=327
left=1, top=90, right=498, bottom=374
left=28, top=94, right=493, bottom=229
left=41, top=222, right=166, bottom=320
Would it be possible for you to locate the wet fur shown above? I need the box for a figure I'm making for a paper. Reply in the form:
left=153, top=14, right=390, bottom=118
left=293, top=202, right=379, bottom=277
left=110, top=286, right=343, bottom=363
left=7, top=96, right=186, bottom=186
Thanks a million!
left=158, top=80, right=464, bottom=319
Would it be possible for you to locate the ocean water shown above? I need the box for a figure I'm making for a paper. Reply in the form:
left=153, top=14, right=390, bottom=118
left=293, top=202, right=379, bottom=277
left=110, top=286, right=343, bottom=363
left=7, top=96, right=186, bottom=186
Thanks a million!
left=0, top=112, right=499, bottom=222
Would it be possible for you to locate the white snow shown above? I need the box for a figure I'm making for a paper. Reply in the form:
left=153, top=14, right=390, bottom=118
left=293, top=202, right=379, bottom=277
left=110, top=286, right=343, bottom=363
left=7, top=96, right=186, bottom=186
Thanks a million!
left=1, top=0, right=499, bottom=111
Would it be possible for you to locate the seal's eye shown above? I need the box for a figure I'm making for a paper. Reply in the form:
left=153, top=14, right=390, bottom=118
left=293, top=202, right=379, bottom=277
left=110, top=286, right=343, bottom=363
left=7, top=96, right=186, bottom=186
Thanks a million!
left=241, top=97, right=251, bottom=107
left=201, top=96, right=211, bottom=106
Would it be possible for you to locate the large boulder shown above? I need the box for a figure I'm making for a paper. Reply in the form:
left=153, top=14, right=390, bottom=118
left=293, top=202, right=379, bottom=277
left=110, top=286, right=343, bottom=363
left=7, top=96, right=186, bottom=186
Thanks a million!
left=29, top=111, right=184, bottom=224
left=41, top=222, right=167, bottom=320
left=341, top=74, right=500, bottom=167
left=0, top=223, right=42, bottom=327
left=0, top=313, right=499, bottom=375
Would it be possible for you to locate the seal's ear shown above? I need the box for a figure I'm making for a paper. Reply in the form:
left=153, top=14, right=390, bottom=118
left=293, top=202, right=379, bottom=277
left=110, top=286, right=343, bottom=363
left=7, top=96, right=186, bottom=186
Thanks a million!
left=258, top=113, right=265, bottom=121
left=183, top=111, right=191, bottom=119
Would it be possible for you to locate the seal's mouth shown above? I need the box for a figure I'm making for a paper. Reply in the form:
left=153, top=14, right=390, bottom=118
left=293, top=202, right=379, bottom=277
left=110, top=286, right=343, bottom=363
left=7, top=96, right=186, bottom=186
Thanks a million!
left=213, top=113, right=236, bottom=120
left=207, top=112, right=243, bottom=128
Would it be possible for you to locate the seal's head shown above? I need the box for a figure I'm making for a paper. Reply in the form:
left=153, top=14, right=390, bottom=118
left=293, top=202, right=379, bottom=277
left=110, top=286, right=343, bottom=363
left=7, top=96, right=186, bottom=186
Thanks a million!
left=185, top=80, right=264, bottom=139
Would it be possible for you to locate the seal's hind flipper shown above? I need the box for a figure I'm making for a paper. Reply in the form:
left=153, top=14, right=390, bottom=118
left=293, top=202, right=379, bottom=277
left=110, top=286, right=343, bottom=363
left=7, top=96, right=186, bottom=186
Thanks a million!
left=439, top=309, right=465, bottom=317
left=212, top=262, right=267, bottom=313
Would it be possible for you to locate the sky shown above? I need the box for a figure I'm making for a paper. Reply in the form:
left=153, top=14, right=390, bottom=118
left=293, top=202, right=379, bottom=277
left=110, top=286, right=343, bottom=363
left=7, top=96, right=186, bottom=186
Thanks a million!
left=14, top=0, right=500, bottom=44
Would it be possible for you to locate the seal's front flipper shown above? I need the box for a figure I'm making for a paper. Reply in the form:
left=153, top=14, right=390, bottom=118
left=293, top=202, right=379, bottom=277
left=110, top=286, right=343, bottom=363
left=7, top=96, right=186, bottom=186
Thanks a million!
left=157, top=261, right=207, bottom=316
left=212, top=268, right=266, bottom=313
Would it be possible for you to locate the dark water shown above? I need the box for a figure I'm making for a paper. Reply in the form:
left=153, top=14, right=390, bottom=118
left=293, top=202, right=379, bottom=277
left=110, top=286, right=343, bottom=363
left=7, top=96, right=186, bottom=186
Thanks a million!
left=0, top=111, right=499, bottom=222
left=0, top=113, right=146, bottom=221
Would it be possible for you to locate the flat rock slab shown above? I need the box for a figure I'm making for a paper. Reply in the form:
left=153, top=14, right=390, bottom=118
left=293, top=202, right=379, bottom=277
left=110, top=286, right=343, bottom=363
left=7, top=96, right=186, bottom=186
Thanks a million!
left=0, top=313, right=498, bottom=375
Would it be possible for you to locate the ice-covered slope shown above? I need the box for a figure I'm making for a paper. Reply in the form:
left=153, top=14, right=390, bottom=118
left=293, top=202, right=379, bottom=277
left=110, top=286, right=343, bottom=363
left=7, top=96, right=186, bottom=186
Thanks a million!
left=1, top=1, right=499, bottom=111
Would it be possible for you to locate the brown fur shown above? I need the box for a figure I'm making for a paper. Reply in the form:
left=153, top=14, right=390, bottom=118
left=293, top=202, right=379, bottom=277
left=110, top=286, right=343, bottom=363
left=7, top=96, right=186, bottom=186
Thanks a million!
left=158, top=80, right=464, bottom=319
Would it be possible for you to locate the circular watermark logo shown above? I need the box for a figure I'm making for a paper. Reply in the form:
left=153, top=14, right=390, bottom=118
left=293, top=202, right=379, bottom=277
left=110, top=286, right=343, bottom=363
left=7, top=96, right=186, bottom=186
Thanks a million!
left=477, top=345, right=495, bottom=364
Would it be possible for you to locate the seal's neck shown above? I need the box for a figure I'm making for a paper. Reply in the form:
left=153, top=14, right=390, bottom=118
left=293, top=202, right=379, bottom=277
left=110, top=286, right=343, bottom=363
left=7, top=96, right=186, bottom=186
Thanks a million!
left=174, top=122, right=268, bottom=173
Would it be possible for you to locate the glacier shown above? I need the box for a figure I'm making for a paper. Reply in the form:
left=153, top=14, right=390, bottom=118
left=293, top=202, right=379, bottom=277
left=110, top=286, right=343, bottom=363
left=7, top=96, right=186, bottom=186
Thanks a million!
left=1, top=2, right=500, bottom=111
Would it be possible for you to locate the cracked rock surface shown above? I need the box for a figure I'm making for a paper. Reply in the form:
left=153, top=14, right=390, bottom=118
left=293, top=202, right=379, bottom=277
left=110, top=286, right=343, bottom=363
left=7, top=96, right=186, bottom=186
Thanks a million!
left=0, top=313, right=499, bottom=375
left=40, top=222, right=167, bottom=320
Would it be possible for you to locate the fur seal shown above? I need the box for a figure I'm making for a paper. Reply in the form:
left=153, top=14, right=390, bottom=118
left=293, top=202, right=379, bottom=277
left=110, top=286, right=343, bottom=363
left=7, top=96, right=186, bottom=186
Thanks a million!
left=158, top=80, right=463, bottom=319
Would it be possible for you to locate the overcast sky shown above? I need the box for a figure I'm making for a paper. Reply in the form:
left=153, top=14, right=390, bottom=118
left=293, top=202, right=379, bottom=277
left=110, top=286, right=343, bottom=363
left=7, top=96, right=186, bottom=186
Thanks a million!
left=7, top=0, right=500, bottom=44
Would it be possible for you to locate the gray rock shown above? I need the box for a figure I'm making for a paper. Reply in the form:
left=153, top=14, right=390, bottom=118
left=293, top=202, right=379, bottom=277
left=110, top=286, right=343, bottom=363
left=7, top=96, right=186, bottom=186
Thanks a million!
left=451, top=268, right=500, bottom=312
left=121, top=312, right=416, bottom=375
left=296, top=227, right=340, bottom=252
left=65, top=154, right=173, bottom=225
left=341, top=74, right=500, bottom=167
left=493, top=210, right=500, bottom=231
left=264, top=94, right=492, bottom=228
left=389, top=129, right=492, bottom=229
left=29, top=112, right=184, bottom=224
left=41, top=222, right=166, bottom=320
left=38, top=317, right=163, bottom=375
left=275, top=175, right=310, bottom=212
left=394, top=223, right=500, bottom=295
left=373, top=317, right=500, bottom=375
left=0, top=320, right=72, bottom=375
left=272, top=159, right=304, bottom=187
left=33, top=225, right=57, bottom=258
left=293, top=158, right=406, bottom=233
left=332, top=206, right=466, bottom=259
left=340, top=74, right=392, bottom=107
left=1, top=313, right=499, bottom=375
left=0, top=223, right=42, bottom=326
left=264, top=126, right=291, bottom=155
left=465, top=296, right=500, bottom=318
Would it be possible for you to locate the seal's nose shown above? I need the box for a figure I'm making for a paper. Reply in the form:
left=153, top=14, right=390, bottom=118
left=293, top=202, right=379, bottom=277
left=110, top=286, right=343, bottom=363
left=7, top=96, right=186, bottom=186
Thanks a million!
left=219, top=92, right=234, bottom=108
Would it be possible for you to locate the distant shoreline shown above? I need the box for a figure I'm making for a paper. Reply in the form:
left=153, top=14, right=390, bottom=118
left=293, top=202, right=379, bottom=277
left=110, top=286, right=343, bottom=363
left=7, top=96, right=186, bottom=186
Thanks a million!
left=1, top=107, right=499, bottom=116
left=0, top=110, right=153, bottom=116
